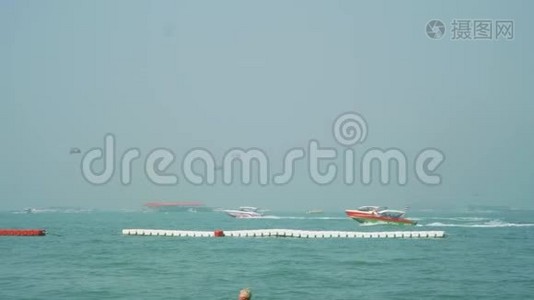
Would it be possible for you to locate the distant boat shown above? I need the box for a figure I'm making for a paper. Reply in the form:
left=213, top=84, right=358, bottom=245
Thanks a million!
left=70, top=147, right=81, bottom=154
left=306, top=209, right=324, bottom=214
left=222, top=207, right=265, bottom=218
left=345, top=206, right=417, bottom=225
left=144, top=201, right=210, bottom=212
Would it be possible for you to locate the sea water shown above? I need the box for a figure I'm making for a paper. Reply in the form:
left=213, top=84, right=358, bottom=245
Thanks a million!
left=1, top=209, right=533, bottom=299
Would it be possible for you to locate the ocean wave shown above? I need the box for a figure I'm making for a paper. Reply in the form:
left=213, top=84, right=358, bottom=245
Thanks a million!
left=425, top=220, right=534, bottom=228
left=309, top=217, right=347, bottom=220
left=258, top=216, right=346, bottom=220
left=417, top=217, right=489, bottom=222
left=357, top=222, right=387, bottom=227
left=12, top=208, right=94, bottom=214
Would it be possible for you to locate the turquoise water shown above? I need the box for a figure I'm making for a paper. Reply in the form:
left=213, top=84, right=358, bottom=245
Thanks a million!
left=1, top=210, right=533, bottom=299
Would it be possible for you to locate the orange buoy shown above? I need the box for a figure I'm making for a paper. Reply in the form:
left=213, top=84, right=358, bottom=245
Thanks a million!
left=0, top=229, right=46, bottom=236
left=213, top=229, right=225, bottom=237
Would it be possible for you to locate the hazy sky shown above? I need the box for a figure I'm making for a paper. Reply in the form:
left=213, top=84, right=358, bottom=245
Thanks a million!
left=1, top=0, right=533, bottom=211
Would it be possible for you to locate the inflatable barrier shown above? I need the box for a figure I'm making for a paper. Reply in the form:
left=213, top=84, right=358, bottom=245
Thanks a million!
left=0, top=229, right=46, bottom=236
left=122, top=229, right=446, bottom=239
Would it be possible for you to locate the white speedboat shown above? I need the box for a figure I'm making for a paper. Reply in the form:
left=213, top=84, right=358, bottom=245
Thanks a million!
left=223, top=207, right=264, bottom=218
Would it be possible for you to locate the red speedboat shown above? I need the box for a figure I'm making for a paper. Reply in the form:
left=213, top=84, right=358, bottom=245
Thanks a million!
left=345, top=206, right=417, bottom=225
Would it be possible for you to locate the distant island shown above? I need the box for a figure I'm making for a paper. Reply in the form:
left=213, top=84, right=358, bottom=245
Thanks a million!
left=144, top=201, right=212, bottom=212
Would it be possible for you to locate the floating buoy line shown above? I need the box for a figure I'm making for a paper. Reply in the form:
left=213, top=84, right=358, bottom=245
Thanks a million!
left=0, top=228, right=446, bottom=239
left=122, top=229, right=446, bottom=239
